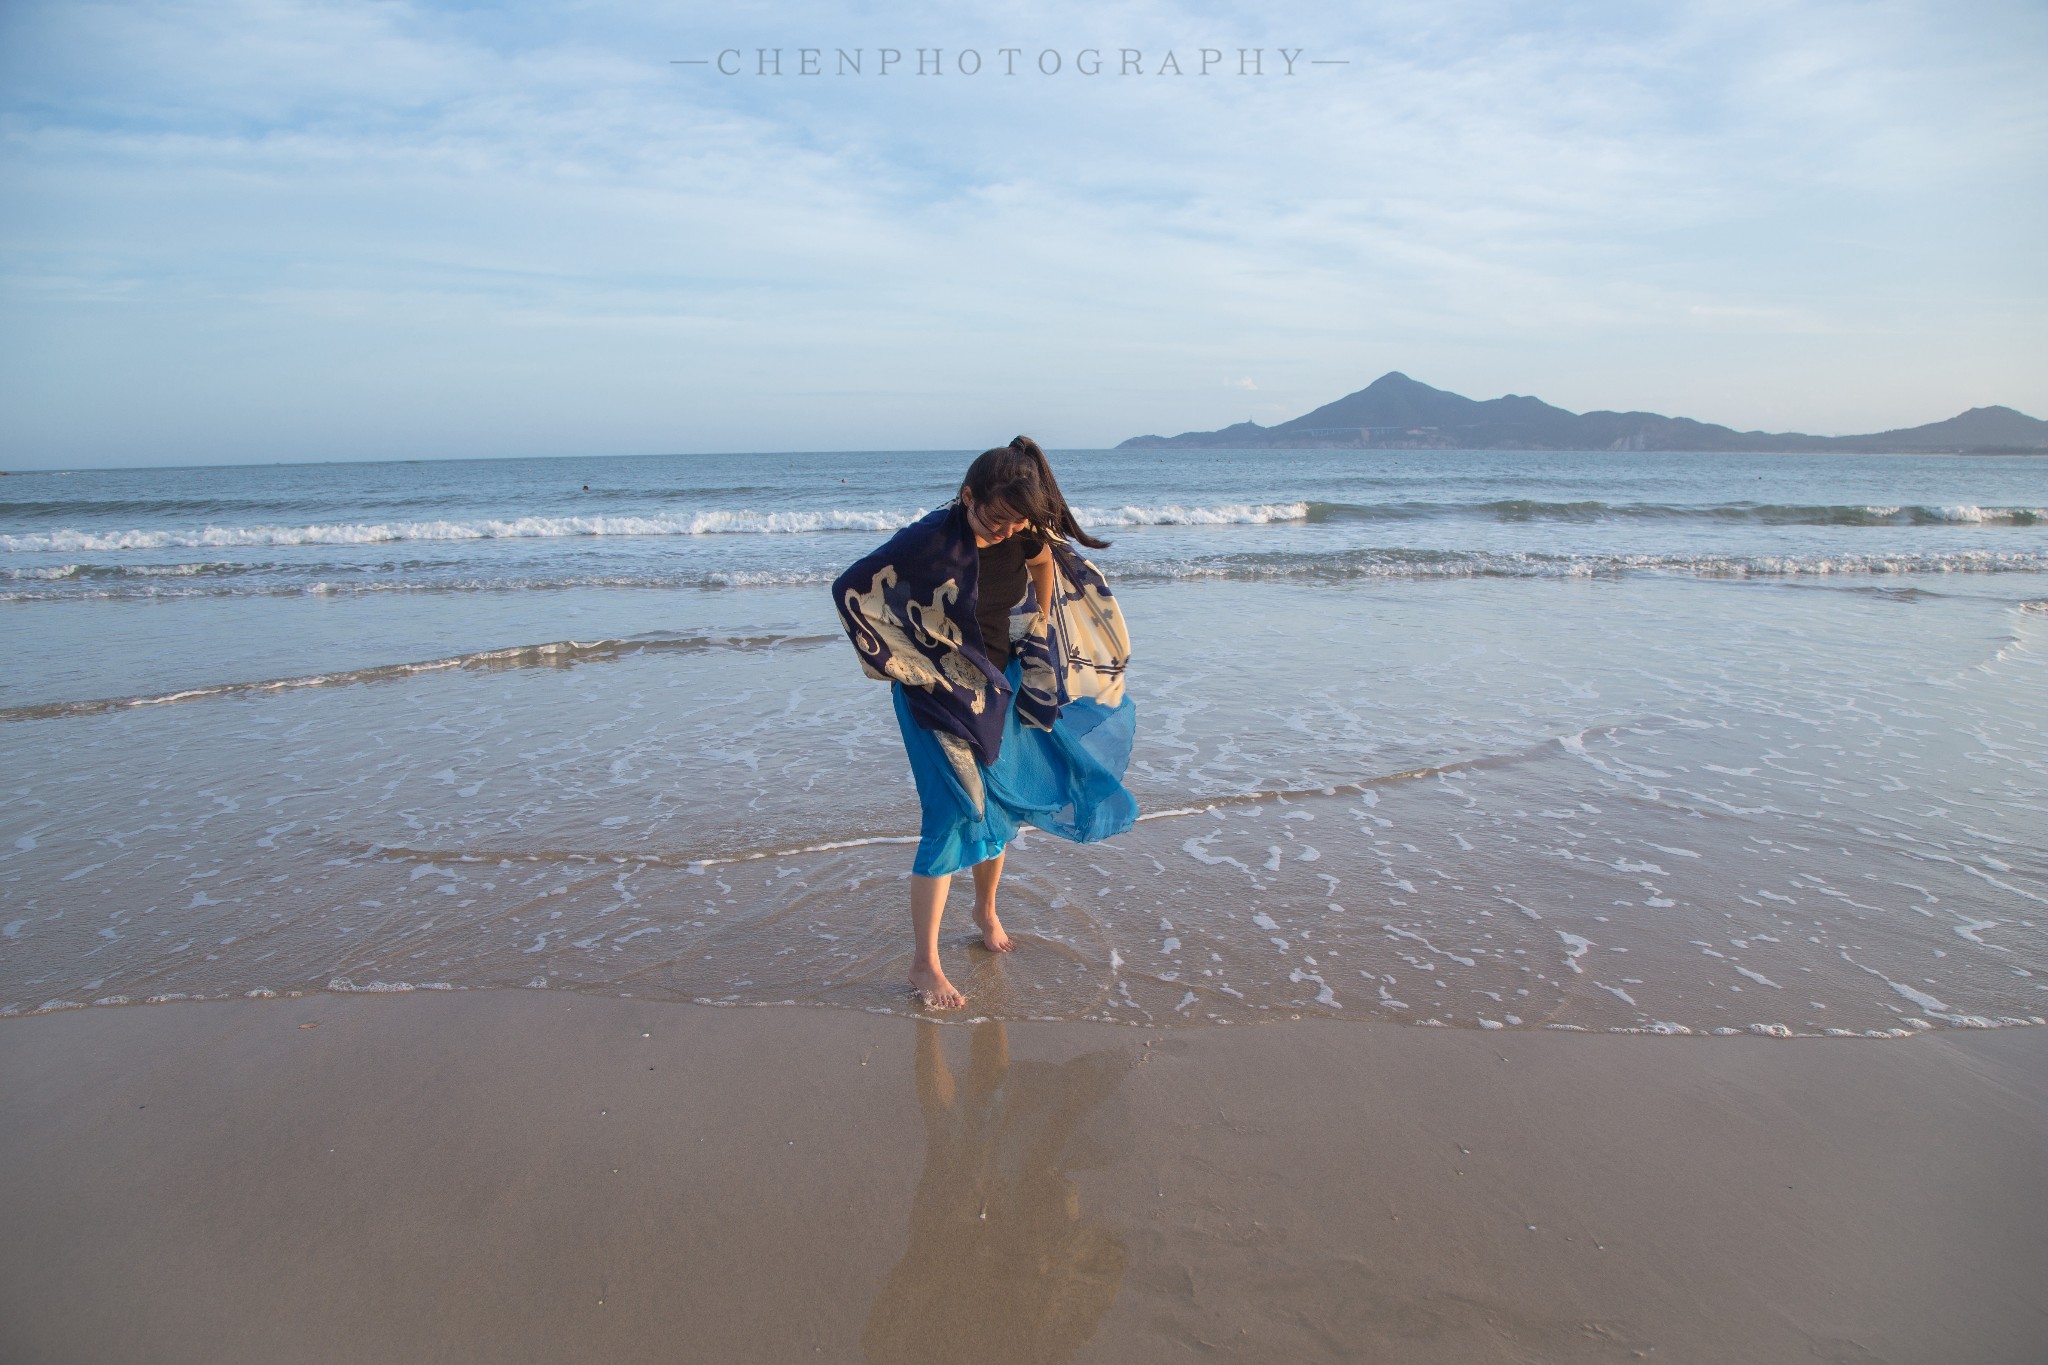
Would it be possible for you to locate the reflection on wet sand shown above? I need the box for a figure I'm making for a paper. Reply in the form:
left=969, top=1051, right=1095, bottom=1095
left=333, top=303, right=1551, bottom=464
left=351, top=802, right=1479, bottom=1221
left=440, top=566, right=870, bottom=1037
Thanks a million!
left=862, top=1018, right=1128, bottom=1365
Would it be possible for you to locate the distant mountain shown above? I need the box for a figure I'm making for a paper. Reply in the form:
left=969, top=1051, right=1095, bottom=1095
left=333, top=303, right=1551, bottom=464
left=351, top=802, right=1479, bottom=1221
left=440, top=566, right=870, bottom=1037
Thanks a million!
left=1835, top=405, right=2048, bottom=453
left=1116, top=373, right=2048, bottom=453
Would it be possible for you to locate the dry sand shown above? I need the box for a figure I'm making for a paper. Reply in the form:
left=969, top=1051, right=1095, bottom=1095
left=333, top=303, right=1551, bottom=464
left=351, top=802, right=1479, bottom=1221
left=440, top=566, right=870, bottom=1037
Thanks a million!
left=2, top=990, right=2042, bottom=1364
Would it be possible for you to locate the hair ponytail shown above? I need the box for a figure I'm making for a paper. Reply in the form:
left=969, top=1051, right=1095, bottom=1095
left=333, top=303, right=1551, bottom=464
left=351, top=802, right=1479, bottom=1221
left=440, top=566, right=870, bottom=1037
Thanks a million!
left=1003, top=431, right=1114, bottom=548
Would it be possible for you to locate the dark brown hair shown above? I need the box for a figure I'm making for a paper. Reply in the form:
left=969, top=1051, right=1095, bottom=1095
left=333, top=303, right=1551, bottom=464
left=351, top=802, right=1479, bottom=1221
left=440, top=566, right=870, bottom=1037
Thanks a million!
left=959, top=436, right=1109, bottom=549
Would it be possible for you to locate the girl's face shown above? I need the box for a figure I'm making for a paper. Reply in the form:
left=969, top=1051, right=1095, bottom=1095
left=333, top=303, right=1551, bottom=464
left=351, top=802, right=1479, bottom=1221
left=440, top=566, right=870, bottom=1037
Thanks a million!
left=962, top=491, right=1029, bottom=546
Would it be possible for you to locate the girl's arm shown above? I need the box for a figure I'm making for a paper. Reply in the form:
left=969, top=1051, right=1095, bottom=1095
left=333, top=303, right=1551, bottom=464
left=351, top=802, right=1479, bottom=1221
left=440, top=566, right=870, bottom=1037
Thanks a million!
left=1027, top=542, right=1056, bottom=621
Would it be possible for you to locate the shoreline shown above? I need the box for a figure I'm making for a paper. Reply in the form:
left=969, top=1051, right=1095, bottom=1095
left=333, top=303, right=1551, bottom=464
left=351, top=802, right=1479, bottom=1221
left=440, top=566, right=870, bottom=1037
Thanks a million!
left=10, top=982, right=2048, bottom=1042
left=3, top=989, right=2041, bottom=1364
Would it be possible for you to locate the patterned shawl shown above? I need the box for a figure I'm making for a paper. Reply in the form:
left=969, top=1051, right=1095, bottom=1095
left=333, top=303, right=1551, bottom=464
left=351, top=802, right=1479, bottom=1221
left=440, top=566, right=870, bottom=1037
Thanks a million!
left=831, top=502, right=1131, bottom=767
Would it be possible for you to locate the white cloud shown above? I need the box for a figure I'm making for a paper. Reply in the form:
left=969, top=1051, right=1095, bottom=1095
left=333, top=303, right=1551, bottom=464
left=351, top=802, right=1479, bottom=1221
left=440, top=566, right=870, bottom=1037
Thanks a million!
left=1, top=0, right=2043, bottom=464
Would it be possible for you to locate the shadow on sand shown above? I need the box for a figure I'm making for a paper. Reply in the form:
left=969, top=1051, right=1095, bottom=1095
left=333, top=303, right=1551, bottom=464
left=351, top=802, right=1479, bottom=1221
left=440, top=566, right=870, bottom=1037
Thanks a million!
left=862, top=1016, right=1128, bottom=1364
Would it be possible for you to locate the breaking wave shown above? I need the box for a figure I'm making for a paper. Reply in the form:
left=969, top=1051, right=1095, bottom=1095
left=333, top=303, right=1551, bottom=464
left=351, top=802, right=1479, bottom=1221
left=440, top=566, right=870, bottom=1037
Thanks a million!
left=0, top=510, right=928, bottom=552
left=1304, top=500, right=2048, bottom=526
left=0, top=631, right=833, bottom=721
left=8, top=546, right=2043, bottom=604
left=0, top=502, right=1314, bottom=553
left=1074, top=502, right=1310, bottom=526
left=1125, top=546, right=2048, bottom=582
left=14, top=500, right=2043, bottom=555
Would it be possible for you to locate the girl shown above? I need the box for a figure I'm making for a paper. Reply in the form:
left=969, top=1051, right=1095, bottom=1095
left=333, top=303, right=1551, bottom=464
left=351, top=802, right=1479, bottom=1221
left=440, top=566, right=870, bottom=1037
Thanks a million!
left=831, top=437, right=1138, bottom=1009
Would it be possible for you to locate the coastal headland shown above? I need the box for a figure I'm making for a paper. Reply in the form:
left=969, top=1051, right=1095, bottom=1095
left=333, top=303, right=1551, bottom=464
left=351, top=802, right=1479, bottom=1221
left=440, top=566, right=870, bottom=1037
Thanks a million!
left=1120, top=371, right=2048, bottom=453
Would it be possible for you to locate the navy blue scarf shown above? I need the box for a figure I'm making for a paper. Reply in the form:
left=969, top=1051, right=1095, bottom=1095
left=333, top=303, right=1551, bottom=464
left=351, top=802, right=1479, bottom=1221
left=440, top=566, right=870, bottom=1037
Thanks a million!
left=832, top=503, right=1128, bottom=766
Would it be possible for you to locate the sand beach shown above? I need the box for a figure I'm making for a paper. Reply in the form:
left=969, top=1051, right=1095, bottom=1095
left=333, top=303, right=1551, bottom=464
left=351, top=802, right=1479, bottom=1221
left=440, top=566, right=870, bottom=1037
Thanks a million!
left=3, top=988, right=2042, bottom=1364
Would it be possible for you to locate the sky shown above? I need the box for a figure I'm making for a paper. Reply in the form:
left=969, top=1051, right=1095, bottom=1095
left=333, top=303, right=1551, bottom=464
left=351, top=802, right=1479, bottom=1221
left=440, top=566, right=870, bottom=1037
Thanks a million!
left=1, top=0, right=2044, bottom=468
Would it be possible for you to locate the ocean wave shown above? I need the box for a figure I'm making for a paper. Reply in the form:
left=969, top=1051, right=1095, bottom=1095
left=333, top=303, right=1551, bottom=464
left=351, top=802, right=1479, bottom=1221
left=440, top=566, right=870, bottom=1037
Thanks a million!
left=0, top=498, right=305, bottom=519
left=0, top=501, right=1325, bottom=553
left=5, top=547, right=2044, bottom=604
left=1305, top=499, right=2048, bottom=526
left=10, top=499, right=2040, bottom=557
left=0, top=631, right=835, bottom=722
left=1, top=561, right=256, bottom=582
left=0, top=509, right=929, bottom=552
left=12, top=496, right=2038, bottom=531
left=1073, top=502, right=1310, bottom=526
left=0, top=570, right=843, bottom=602
left=1124, top=546, right=2048, bottom=582
left=0, top=497, right=374, bottom=520
left=0, top=556, right=521, bottom=587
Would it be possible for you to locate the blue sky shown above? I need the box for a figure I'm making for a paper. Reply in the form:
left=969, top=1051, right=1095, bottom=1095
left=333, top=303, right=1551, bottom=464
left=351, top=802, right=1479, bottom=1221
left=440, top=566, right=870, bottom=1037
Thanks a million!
left=1, top=0, right=2044, bottom=467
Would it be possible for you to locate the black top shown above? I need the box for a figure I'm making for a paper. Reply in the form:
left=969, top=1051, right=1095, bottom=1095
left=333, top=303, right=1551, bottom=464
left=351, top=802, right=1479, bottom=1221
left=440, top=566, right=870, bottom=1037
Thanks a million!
left=975, top=532, right=1045, bottom=670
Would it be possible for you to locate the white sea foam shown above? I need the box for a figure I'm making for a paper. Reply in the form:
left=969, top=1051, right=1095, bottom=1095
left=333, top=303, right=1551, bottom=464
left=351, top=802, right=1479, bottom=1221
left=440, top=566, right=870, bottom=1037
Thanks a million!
left=1308, top=498, right=2048, bottom=526
left=1929, top=504, right=2047, bottom=523
left=326, top=977, right=453, bottom=993
left=0, top=509, right=932, bottom=551
left=0, top=500, right=1323, bottom=552
left=1072, top=502, right=1309, bottom=527
left=0, top=631, right=831, bottom=723
left=1889, top=981, right=1949, bottom=1012
left=8, top=544, right=2046, bottom=605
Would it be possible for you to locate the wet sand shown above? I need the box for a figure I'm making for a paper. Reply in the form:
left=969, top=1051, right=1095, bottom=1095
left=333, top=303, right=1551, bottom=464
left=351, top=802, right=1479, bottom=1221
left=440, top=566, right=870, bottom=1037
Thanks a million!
left=1, top=991, right=2042, bottom=1364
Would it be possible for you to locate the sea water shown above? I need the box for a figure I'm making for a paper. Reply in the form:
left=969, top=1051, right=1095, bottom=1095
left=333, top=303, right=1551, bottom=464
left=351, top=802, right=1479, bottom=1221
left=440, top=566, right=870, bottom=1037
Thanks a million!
left=2, top=448, right=2043, bottom=1034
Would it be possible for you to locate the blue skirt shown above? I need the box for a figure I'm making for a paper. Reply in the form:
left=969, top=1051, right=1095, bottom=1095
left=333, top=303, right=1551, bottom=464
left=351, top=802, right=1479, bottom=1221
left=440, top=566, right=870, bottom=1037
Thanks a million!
left=893, top=658, right=1139, bottom=878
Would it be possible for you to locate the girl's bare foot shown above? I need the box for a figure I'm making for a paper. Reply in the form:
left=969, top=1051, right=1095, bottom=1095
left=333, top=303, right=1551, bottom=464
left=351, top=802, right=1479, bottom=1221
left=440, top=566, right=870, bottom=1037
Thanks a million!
left=910, top=962, right=965, bottom=1009
left=973, top=905, right=1014, bottom=952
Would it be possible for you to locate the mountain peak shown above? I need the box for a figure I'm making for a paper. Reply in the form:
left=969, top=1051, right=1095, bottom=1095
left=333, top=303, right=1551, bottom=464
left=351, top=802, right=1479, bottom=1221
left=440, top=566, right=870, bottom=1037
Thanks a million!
left=1115, top=376, right=2047, bottom=452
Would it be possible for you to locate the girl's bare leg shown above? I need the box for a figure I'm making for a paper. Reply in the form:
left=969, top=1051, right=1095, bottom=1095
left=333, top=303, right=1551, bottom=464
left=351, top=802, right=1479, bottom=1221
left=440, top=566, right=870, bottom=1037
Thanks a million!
left=971, top=852, right=1014, bottom=952
left=909, top=873, right=965, bottom=1008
